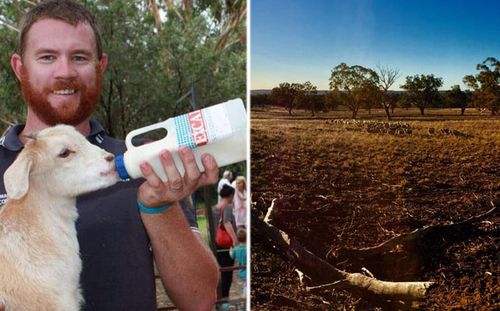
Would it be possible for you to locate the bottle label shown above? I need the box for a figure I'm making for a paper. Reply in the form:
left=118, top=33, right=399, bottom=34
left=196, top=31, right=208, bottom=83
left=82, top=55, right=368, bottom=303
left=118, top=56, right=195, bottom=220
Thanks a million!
left=174, top=104, right=232, bottom=149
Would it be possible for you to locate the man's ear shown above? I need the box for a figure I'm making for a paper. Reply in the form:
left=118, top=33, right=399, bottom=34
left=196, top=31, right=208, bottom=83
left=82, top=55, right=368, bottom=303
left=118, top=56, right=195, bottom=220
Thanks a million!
left=11, top=53, right=24, bottom=81
left=4, top=152, right=34, bottom=200
left=99, top=52, right=108, bottom=72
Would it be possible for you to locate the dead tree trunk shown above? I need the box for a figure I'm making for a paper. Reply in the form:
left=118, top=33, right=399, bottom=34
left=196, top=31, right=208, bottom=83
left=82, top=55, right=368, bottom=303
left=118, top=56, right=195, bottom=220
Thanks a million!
left=253, top=210, right=433, bottom=302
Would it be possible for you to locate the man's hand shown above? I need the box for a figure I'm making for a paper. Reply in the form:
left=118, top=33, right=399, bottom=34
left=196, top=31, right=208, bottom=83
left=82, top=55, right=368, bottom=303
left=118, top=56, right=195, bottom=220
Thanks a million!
left=137, top=147, right=220, bottom=310
left=137, top=147, right=218, bottom=207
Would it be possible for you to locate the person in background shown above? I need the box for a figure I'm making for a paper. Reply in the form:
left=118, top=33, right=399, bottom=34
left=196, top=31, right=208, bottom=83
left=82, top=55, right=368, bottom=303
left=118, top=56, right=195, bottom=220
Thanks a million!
left=233, top=176, right=247, bottom=228
left=230, top=227, right=247, bottom=296
left=217, top=170, right=233, bottom=202
left=0, top=1, right=219, bottom=309
left=213, top=184, right=237, bottom=310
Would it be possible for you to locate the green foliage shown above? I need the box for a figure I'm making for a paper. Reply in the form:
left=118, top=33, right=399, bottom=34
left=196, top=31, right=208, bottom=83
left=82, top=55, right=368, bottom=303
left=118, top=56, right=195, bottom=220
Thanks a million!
left=251, top=93, right=272, bottom=106
left=270, top=81, right=320, bottom=115
left=400, top=74, right=443, bottom=115
left=297, top=81, right=318, bottom=116
left=443, top=85, right=468, bottom=114
left=0, top=0, right=30, bottom=132
left=463, top=57, right=499, bottom=115
left=324, top=91, right=342, bottom=111
left=271, top=82, right=301, bottom=115
left=0, top=0, right=246, bottom=137
left=329, top=63, right=379, bottom=118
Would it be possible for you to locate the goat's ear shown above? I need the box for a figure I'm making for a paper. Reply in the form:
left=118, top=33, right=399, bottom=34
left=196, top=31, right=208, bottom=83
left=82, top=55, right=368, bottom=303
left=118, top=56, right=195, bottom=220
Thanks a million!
left=4, top=152, right=33, bottom=199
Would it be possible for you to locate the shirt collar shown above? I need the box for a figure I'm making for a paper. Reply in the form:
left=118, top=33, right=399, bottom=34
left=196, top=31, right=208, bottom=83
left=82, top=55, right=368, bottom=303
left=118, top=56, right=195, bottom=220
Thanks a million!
left=0, top=124, right=24, bottom=151
left=0, top=119, right=107, bottom=152
left=88, top=118, right=106, bottom=138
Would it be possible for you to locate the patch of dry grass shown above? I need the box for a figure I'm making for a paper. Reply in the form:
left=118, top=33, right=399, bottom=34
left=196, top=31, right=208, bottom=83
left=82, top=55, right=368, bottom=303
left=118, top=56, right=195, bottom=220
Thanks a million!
left=251, top=107, right=499, bottom=310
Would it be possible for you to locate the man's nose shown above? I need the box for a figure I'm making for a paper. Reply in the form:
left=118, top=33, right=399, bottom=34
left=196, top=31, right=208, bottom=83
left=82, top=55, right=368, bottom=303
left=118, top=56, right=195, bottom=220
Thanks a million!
left=54, top=57, right=77, bottom=79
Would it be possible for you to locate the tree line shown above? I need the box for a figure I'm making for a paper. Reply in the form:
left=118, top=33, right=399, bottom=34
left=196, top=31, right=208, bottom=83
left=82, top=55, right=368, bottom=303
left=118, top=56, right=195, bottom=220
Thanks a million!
left=252, top=57, right=499, bottom=119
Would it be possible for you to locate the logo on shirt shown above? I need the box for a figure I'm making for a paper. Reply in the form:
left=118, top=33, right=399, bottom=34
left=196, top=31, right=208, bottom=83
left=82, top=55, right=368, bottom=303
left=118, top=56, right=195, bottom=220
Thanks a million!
left=0, top=193, right=7, bottom=207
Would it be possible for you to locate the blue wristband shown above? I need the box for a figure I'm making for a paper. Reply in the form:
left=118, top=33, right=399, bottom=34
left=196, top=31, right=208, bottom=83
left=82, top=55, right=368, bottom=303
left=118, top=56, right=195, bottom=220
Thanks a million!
left=137, top=200, right=173, bottom=214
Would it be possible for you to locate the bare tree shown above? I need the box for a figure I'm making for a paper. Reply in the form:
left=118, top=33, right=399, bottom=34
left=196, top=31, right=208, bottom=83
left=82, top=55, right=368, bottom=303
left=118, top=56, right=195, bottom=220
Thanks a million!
left=377, top=65, right=400, bottom=120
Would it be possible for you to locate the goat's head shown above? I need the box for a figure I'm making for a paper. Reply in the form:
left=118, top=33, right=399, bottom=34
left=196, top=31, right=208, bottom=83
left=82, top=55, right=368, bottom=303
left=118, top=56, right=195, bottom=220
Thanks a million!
left=4, top=125, right=119, bottom=200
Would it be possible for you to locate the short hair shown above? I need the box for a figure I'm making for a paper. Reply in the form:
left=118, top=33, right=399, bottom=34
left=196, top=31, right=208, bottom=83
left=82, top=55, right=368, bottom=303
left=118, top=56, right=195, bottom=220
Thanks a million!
left=18, top=0, right=103, bottom=59
left=222, top=170, right=232, bottom=179
left=219, top=184, right=235, bottom=198
left=236, top=227, right=246, bottom=243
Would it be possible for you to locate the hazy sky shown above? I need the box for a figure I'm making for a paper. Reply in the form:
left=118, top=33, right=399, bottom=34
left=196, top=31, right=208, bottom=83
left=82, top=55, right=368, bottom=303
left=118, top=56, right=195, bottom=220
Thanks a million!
left=250, top=0, right=500, bottom=90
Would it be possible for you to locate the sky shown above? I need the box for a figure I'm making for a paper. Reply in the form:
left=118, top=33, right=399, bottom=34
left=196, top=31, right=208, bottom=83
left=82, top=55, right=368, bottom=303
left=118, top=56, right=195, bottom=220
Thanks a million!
left=250, top=0, right=500, bottom=91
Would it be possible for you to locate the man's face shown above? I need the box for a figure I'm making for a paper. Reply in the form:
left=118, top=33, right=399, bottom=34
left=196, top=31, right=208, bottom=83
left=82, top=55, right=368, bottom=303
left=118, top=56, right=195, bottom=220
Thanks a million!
left=12, top=19, right=107, bottom=126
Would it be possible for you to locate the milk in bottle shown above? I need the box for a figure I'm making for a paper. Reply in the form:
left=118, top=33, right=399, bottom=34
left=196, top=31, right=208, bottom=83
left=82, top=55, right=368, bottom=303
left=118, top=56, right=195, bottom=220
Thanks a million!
left=115, top=98, right=247, bottom=181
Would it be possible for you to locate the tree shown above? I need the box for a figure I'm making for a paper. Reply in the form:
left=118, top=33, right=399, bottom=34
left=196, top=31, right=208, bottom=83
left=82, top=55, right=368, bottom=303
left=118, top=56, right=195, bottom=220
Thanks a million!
left=329, top=63, right=379, bottom=119
left=376, top=65, right=400, bottom=120
left=0, top=0, right=26, bottom=133
left=324, top=90, right=342, bottom=112
left=251, top=93, right=272, bottom=107
left=400, top=74, right=443, bottom=115
left=444, top=85, right=468, bottom=115
left=359, top=82, right=379, bottom=115
left=295, top=81, right=318, bottom=116
left=389, top=92, right=402, bottom=115
left=271, top=82, right=302, bottom=115
left=463, top=57, right=499, bottom=115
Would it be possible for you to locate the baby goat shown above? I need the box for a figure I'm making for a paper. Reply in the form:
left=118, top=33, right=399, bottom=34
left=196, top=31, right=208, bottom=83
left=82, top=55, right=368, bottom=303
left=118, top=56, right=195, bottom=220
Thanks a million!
left=0, top=125, right=119, bottom=311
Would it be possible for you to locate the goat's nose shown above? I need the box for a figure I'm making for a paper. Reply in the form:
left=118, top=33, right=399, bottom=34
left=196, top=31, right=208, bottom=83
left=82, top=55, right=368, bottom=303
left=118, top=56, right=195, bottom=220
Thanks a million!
left=105, top=154, right=115, bottom=162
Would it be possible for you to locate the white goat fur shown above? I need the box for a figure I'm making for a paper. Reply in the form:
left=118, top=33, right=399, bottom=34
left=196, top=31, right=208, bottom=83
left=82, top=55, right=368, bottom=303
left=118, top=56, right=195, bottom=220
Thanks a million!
left=0, top=125, right=119, bottom=311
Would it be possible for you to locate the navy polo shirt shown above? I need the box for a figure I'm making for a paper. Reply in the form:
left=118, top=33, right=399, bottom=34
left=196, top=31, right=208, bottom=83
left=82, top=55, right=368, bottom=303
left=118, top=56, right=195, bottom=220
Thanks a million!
left=0, top=119, right=198, bottom=310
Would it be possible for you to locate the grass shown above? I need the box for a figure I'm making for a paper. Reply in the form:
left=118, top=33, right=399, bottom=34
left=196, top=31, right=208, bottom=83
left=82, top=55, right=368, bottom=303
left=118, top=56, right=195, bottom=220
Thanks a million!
left=196, top=213, right=210, bottom=244
left=251, top=107, right=499, bottom=309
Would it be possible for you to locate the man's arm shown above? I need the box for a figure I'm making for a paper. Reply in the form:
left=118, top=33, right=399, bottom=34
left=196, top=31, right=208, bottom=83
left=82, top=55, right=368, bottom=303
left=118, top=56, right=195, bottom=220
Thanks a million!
left=140, top=205, right=219, bottom=311
left=137, top=147, right=219, bottom=311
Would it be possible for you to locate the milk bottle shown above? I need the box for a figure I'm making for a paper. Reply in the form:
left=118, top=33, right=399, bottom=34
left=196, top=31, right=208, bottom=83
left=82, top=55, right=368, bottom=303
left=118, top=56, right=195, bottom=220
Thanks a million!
left=115, top=98, right=247, bottom=181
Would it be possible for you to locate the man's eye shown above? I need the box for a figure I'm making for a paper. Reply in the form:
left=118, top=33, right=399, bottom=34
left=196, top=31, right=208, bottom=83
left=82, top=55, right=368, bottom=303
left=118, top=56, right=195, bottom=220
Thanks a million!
left=39, top=55, right=56, bottom=62
left=58, top=148, right=73, bottom=158
left=73, top=55, right=88, bottom=62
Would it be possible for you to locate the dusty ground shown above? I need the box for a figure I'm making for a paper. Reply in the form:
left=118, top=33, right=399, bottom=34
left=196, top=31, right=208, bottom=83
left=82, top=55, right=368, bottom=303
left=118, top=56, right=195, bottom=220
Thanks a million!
left=251, top=107, right=499, bottom=310
left=157, top=272, right=246, bottom=310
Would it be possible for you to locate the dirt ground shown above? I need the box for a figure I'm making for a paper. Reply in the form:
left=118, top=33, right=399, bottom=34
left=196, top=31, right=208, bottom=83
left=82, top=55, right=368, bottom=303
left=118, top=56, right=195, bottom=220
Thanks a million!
left=156, top=261, right=247, bottom=310
left=251, top=108, right=499, bottom=310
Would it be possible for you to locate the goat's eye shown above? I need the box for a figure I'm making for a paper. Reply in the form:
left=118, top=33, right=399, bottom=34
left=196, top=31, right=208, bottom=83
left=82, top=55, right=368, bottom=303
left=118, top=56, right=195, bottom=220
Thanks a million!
left=58, top=148, right=72, bottom=158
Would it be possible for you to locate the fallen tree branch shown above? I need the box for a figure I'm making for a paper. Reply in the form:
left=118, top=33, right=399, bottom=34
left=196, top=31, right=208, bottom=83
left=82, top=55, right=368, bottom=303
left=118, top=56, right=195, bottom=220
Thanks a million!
left=263, top=198, right=276, bottom=223
left=253, top=201, right=434, bottom=302
left=306, top=280, right=345, bottom=291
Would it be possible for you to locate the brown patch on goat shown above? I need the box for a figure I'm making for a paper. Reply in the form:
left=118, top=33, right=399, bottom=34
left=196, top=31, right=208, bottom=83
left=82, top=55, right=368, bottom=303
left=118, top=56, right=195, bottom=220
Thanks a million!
left=0, top=252, right=59, bottom=310
left=0, top=197, right=62, bottom=259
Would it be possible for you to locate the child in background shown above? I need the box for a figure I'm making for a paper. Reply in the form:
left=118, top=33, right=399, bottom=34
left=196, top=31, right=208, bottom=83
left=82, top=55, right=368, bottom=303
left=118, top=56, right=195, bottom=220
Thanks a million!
left=230, top=228, right=247, bottom=296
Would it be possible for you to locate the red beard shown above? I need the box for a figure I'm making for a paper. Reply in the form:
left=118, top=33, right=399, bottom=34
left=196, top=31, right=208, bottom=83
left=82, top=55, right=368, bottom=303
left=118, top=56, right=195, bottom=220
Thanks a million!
left=20, top=66, right=102, bottom=126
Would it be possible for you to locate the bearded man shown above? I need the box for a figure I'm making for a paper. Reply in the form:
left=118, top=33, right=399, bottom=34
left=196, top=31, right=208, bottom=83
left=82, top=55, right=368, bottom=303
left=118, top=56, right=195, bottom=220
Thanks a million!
left=0, top=1, right=219, bottom=310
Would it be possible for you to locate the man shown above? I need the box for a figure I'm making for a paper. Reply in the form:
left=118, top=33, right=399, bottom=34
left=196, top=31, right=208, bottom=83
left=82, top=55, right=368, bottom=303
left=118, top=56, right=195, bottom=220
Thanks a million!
left=0, top=1, right=219, bottom=310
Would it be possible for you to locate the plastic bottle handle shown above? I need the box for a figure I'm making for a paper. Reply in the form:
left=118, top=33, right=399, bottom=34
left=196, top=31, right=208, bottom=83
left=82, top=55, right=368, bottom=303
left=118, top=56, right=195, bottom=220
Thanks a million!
left=125, top=120, right=172, bottom=150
